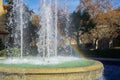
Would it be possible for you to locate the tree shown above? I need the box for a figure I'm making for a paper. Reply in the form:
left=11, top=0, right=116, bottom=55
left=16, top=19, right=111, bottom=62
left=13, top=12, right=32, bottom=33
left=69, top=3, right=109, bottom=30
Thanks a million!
left=90, top=24, right=119, bottom=49
left=92, top=7, right=120, bottom=49
left=5, top=0, right=13, bottom=4
left=75, top=0, right=120, bottom=49
left=57, top=8, right=69, bottom=36
left=70, top=0, right=113, bottom=48
left=78, top=0, right=114, bottom=27
left=78, top=0, right=113, bottom=17
left=70, top=9, right=95, bottom=47
left=5, top=0, right=39, bottom=56
left=31, top=14, right=40, bottom=28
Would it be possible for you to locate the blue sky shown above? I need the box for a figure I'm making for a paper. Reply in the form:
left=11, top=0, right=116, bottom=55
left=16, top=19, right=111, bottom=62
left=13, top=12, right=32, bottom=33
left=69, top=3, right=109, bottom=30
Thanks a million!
left=26, top=0, right=120, bottom=14
left=26, top=0, right=80, bottom=14
left=3, top=0, right=120, bottom=14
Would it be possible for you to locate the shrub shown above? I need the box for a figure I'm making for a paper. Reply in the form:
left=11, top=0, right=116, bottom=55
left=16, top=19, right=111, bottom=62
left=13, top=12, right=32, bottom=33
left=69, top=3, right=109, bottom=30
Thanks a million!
left=0, top=49, right=6, bottom=56
left=9, top=48, right=21, bottom=57
left=0, top=48, right=20, bottom=57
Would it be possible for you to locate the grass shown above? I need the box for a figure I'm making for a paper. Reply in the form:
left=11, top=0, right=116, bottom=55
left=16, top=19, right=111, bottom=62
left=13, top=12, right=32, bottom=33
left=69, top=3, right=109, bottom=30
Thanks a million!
left=0, top=59, right=94, bottom=68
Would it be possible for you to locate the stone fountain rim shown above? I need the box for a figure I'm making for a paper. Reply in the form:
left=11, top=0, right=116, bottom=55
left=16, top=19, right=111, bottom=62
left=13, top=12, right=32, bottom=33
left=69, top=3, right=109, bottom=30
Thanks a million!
left=0, top=60, right=103, bottom=74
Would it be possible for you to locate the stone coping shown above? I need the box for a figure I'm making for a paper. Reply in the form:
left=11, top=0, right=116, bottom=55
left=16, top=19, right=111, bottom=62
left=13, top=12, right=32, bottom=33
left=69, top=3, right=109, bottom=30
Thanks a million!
left=0, top=60, right=103, bottom=74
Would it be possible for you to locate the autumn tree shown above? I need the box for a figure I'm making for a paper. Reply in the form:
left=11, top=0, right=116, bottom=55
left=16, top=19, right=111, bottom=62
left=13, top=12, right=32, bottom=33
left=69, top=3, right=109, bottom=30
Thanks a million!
left=89, top=7, right=120, bottom=49
left=69, top=0, right=113, bottom=47
left=90, top=9, right=120, bottom=49
left=31, top=14, right=40, bottom=28
left=77, top=0, right=115, bottom=29
left=78, top=0, right=113, bottom=17
left=74, top=0, right=120, bottom=49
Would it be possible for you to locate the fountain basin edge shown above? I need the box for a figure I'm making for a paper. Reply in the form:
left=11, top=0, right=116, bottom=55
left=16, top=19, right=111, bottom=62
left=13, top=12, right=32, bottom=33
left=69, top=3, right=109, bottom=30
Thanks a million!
left=0, top=60, right=103, bottom=80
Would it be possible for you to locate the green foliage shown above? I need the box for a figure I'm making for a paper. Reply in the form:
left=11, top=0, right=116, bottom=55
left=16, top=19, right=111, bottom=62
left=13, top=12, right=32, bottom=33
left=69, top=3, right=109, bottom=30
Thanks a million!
left=0, top=49, right=6, bottom=56
left=5, top=0, right=13, bottom=4
left=0, top=48, right=20, bottom=57
left=70, top=9, right=96, bottom=47
left=70, top=11, right=81, bottom=32
left=9, top=48, right=21, bottom=57
left=70, top=9, right=95, bottom=32
left=0, top=38, right=5, bottom=51
left=81, top=9, right=96, bottom=32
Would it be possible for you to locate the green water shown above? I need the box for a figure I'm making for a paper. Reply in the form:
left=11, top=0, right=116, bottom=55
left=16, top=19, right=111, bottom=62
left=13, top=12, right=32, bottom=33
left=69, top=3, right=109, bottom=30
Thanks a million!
left=0, top=60, right=94, bottom=68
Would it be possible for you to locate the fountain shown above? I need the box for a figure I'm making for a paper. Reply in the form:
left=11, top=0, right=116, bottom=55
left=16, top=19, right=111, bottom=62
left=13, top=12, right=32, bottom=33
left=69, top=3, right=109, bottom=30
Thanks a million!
left=0, top=0, right=103, bottom=80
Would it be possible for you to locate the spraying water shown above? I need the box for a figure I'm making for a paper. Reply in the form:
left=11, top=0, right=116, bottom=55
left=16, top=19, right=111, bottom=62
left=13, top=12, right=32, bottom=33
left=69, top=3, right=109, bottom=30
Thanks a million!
left=37, top=0, right=57, bottom=58
left=6, top=0, right=74, bottom=59
left=5, top=0, right=82, bottom=64
left=4, top=0, right=79, bottom=65
left=6, top=0, right=30, bottom=58
left=37, top=0, right=73, bottom=58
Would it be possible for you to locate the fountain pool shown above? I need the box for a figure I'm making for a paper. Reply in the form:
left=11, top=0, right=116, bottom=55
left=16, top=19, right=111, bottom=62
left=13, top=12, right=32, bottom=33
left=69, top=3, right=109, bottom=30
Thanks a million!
left=0, top=57, right=94, bottom=68
left=0, top=57, right=103, bottom=80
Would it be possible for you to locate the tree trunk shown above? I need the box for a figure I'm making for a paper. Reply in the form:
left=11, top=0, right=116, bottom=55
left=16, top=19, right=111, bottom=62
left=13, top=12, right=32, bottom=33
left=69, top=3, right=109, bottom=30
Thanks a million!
left=95, top=39, right=99, bottom=49
left=76, top=32, right=80, bottom=47
left=93, top=39, right=96, bottom=48
left=109, top=39, right=113, bottom=48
